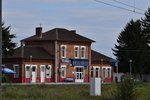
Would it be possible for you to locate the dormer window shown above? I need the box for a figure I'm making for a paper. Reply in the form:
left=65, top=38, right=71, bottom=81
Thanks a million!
left=61, top=45, right=67, bottom=58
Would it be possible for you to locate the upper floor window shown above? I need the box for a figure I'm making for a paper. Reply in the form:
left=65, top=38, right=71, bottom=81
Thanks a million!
left=81, top=46, right=86, bottom=59
left=61, top=45, right=67, bottom=58
left=74, top=46, right=79, bottom=58
left=13, top=64, right=19, bottom=78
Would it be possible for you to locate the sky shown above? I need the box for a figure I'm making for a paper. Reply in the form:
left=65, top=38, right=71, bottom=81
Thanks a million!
left=2, top=0, right=150, bottom=58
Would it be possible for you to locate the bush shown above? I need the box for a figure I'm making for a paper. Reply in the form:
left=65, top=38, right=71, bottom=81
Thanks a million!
left=114, top=75, right=136, bottom=100
left=2, top=74, right=11, bottom=83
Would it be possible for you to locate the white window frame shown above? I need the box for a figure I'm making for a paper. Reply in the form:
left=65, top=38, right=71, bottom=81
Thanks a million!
left=46, top=65, right=51, bottom=78
left=81, top=46, right=86, bottom=59
left=93, top=66, right=100, bottom=78
left=61, top=65, right=66, bottom=78
left=102, top=66, right=112, bottom=78
left=61, top=45, right=67, bottom=58
left=40, top=65, right=45, bottom=72
left=25, top=64, right=31, bottom=78
left=74, top=46, right=79, bottom=58
left=13, top=64, right=19, bottom=78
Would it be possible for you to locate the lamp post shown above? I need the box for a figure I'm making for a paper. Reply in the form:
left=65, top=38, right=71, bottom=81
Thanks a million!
left=129, top=59, right=132, bottom=75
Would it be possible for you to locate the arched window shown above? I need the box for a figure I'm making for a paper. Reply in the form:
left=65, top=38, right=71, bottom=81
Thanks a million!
left=61, top=45, right=66, bottom=58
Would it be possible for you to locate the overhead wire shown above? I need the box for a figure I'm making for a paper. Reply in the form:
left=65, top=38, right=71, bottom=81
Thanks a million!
left=111, top=0, right=145, bottom=12
left=94, top=0, right=144, bottom=15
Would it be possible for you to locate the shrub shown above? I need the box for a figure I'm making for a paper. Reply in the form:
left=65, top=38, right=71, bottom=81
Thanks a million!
left=2, top=74, right=11, bottom=83
left=114, top=74, right=136, bottom=100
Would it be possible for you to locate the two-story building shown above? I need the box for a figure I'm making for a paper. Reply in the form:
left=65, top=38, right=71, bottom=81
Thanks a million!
left=2, top=27, right=113, bottom=83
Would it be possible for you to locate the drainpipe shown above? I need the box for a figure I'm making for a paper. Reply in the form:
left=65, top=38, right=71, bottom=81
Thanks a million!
left=89, top=45, right=91, bottom=82
left=55, top=29, right=58, bottom=83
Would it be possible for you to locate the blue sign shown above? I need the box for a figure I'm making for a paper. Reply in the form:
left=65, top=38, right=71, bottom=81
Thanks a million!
left=110, top=59, right=119, bottom=67
left=71, top=59, right=89, bottom=66
left=62, top=58, right=71, bottom=63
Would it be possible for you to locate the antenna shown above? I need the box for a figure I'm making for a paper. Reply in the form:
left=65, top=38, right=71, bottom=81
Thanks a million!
left=39, top=23, right=42, bottom=27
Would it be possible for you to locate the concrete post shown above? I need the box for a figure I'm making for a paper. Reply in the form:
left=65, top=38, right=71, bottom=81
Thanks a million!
left=90, top=77, right=101, bottom=96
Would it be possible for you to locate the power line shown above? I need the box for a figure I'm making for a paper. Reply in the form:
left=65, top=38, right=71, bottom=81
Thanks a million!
left=94, top=0, right=143, bottom=15
left=111, top=0, right=145, bottom=12
left=116, top=49, right=150, bottom=52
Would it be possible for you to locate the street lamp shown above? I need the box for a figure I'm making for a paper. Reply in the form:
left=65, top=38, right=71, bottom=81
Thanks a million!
left=129, top=59, right=132, bottom=75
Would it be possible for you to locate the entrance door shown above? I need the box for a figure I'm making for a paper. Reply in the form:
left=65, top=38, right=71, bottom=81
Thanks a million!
left=40, top=65, right=45, bottom=83
left=75, top=67, right=84, bottom=82
left=31, top=65, right=37, bottom=83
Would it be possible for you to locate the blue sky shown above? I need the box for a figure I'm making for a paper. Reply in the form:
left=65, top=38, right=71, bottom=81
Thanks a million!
left=2, top=0, right=149, bottom=58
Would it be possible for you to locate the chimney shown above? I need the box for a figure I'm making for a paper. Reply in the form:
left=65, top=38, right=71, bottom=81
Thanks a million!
left=36, top=27, right=42, bottom=38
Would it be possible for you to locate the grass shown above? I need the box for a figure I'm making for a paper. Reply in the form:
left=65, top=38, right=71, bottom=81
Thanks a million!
left=2, top=83, right=150, bottom=100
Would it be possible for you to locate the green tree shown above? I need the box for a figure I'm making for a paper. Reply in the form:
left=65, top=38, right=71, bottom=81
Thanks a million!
left=113, top=19, right=149, bottom=76
left=141, top=8, right=150, bottom=74
left=2, top=23, right=16, bottom=57
left=141, top=8, right=150, bottom=44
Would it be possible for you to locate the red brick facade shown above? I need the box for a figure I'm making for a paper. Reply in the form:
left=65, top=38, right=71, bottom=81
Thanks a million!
left=2, top=27, right=113, bottom=83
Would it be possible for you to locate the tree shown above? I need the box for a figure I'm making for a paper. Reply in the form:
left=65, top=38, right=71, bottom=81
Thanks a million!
left=141, top=8, right=150, bottom=74
left=2, top=23, right=16, bottom=57
left=113, top=19, right=149, bottom=75
left=141, top=8, right=150, bottom=44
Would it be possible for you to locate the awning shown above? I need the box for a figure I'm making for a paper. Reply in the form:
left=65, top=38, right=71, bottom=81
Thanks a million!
left=1, top=65, right=16, bottom=74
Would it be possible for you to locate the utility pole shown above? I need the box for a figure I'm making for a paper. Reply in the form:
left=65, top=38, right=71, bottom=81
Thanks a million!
left=0, top=0, right=2, bottom=99
left=55, top=29, right=58, bottom=83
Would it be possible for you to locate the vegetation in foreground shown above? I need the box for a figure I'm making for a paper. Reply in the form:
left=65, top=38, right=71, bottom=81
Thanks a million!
left=2, top=82, right=150, bottom=100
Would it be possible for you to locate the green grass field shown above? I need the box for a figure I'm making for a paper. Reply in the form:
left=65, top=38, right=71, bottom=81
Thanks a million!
left=2, top=83, right=150, bottom=100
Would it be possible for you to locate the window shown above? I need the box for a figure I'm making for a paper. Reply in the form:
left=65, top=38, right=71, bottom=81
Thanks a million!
left=25, top=65, right=30, bottom=78
left=95, top=68, right=100, bottom=78
left=92, top=66, right=100, bottom=78
left=74, top=46, right=79, bottom=58
left=103, top=68, right=106, bottom=78
left=13, top=64, right=19, bottom=78
left=81, top=46, right=86, bottom=59
left=41, top=66, right=45, bottom=72
left=46, top=65, right=51, bottom=78
left=61, top=45, right=67, bottom=58
left=61, top=65, right=66, bottom=78
left=102, top=67, right=111, bottom=78
left=107, top=68, right=111, bottom=78
left=91, top=67, right=94, bottom=77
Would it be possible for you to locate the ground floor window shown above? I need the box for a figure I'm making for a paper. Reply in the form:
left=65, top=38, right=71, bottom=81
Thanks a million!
left=91, top=66, right=100, bottom=78
left=13, top=64, right=19, bottom=78
left=102, top=67, right=111, bottom=78
left=61, top=65, right=66, bottom=78
left=46, top=65, right=51, bottom=78
left=25, top=65, right=30, bottom=78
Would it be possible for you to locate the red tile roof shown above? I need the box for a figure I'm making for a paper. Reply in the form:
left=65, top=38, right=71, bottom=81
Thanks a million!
left=6, top=46, right=54, bottom=60
left=22, top=28, right=95, bottom=43
left=91, top=50, right=111, bottom=63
